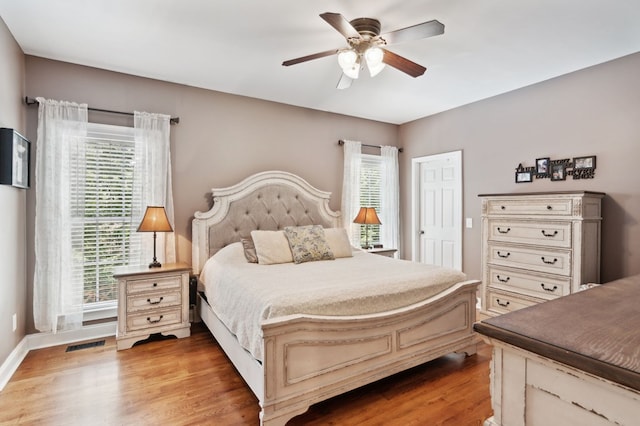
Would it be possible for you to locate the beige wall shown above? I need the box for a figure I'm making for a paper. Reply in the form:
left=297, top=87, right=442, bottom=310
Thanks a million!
left=0, top=17, right=26, bottom=365
left=399, top=52, right=640, bottom=283
left=23, top=56, right=399, bottom=333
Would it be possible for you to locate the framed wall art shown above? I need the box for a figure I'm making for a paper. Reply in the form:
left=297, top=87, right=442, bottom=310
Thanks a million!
left=550, top=163, right=567, bottom=181
left=515, top=170, right=533, bottom=183
left=0, top=128, right=31, bottom=189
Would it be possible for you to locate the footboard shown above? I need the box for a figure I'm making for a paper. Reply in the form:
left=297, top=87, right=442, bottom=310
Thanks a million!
left=259, top=279, right=480, bottom=426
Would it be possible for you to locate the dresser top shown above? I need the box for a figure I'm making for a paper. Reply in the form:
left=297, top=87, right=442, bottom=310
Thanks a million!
left=478, top=191, right=605, bottom=198
left=474, top=274, right=640, bottom=391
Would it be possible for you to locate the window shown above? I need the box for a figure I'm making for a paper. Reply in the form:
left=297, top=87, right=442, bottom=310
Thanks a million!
left=70, top=123, right=141, bottom=313
left=359, top=154, right=383, bottom=244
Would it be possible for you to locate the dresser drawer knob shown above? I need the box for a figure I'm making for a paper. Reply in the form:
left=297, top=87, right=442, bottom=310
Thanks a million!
left=496, top=299, right=510, bottom=307
left=540, top=283, right=558, bottom=292
left=147, top=297, right=164, bottom=305
left=541, top=230, right=558, bottom=237
left=152, top=282, right=158, bottom=287
left=541, top=256, right=558, bottom=265
left=500, top=205, right=506, bottom=210
left=496, top=275, right=510, bottom=283
left=147, top=315, right=164, bottom=324
left=497, top=227, right=511, bottom=234
left=497, top=251, right=511, bottom=258
left=547, top=205, right=552, bottom=210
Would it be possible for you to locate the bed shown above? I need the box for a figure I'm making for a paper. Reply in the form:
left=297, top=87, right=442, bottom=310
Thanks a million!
left=192, top=171, right=480, bottom=425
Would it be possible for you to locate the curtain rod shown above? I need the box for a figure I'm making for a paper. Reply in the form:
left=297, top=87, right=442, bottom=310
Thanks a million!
left=338, top=139, right=403, bottom=153
left=24, top=97, right=180, bottom=125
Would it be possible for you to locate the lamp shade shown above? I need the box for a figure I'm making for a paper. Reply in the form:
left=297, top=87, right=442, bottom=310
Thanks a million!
left=137, top=206, right=173, bottom=233
left=353, top=207, right=382, bottom=225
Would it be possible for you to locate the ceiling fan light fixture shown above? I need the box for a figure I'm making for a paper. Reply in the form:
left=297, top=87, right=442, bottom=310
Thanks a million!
left=365, top=46, right=385, bottom=77
left=337, top=49, right=358, bottom=69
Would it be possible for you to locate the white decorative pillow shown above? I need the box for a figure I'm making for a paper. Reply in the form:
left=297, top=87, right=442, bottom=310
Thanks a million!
left=283, top=225, right=335, bottom=264
left=250, top=230, right=294, bottom=265
left=323, top=227, right=354, bottom=258
left=240, top=237, right=258, bottom=263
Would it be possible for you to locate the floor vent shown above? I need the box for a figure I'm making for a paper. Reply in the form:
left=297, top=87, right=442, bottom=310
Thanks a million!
left=66, top=340, right=105, bottom=352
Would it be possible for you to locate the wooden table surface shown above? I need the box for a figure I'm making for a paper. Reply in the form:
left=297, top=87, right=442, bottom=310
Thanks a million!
left=474, top=274, right=640, bottom=392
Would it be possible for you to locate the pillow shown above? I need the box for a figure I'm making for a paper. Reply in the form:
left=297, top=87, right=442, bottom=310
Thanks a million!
left=250, top=230, right=294, bottom=265
left=323, top=227, right=354, bottom=258
left=240, top=237, right=258, bottom=263
left=283, top=225, right=335, bottom=264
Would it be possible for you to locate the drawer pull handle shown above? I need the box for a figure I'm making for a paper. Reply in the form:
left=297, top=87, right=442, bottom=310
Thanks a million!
left=500, top=205, right=506, bottom=210
left=540, top=283, right=558, bottom=292
left=497, top=251, right=510, bottom=258
left=497, top=227, right=511, bottom=234
left=147, top=315, right=164, bottom=324
left=147, top=297, right=164, bottom=305
left=497, top=275, right=510, bottom=283
left=547, top=205, right=552, bottom=210
left=496, top=299, right=510, bottom=307
left=541, top=230, right=558, bottom=237
left=541, top=256, right=558, bottom=265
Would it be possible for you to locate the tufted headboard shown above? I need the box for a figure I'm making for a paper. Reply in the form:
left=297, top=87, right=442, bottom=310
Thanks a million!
left=191, top=171, right=341, bottom=274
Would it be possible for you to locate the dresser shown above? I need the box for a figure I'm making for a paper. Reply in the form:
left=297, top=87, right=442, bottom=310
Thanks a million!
left=479, top=191, right=604, bottom=316
left=114, top=262, right=191, bottom=350
left=474, top=275, right=640, bottom=426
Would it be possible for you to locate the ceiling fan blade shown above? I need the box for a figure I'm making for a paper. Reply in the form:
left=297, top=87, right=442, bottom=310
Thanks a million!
left=336, top=73, right=353, bottom=90
left=381, top=49, right=426, bottom=78
left=320, top=12, right=361, bottom=39
left=379, top=19, right=444, bottom=45
left=282, top=48, right=338, bottom=67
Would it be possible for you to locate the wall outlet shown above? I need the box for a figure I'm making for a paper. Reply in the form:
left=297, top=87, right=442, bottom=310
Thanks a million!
left=12, top=313, right=17, bottom=332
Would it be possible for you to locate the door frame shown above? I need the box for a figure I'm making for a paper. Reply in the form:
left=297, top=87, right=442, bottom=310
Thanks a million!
left=411, top=150, right=463, bottom=270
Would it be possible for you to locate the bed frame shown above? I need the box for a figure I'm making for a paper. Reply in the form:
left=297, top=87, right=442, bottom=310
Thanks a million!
left=192, top=171, right=480, bottom=425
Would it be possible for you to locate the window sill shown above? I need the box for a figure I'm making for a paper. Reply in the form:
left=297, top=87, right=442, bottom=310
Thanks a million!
left=83, top=304, right=117, bottom=323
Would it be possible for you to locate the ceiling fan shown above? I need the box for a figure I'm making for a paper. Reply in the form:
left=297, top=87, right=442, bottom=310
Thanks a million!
left=282, top=12, right=444, bottom=89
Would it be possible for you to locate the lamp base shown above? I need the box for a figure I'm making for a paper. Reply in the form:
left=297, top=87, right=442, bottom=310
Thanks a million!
left=149, top=260, right=162, bottom=268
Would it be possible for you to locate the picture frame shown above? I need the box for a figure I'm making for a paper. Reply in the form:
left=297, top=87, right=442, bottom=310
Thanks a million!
left=0, top=128, right=31, bottom=189
left=550, top=163, right=567, bottom=181
left=573, top=155, right=596, bottom=170
left=535, top=157, right=550, bottom=175
left=515, top=171, right=533, bottom=183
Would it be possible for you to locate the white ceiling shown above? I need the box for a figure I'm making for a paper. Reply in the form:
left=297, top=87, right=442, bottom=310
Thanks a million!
left=1, top=0, right=640, bottom=124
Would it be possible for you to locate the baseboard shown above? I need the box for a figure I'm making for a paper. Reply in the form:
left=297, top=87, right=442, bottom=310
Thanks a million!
left=0, top=337, right=29, bottom=391
left=0, top=321, right=116, bottom=391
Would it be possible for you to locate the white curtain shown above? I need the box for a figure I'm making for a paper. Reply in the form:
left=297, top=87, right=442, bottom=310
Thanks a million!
left=340, top=140, right=362, bottom=246
left=34, top=98, right=88, bottom=333
left=133, top=112, right=176, bottom=265
left=380, top=146, right=400, bottom=254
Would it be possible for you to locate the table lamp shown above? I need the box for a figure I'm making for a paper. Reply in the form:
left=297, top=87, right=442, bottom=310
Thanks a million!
left=353, top=207, right=381, bottom=249
left=137, top=206, right=173, bottom=268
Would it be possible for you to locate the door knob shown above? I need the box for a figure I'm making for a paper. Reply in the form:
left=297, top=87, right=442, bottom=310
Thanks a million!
left=419, top=230, right=425, bottom=235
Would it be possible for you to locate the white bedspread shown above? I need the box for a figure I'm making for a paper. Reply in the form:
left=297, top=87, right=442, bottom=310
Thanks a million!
left=200, top=242, right=467, bottom=361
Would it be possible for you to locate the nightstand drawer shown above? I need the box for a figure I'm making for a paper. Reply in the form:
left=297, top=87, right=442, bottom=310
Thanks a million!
left=127, top=290, right=182, bottom=313
left=488, top=220, right=572, bottom=248
left=486, top=198, right=573, bottom=216
left=126, top=275, right=181, bottom=294
left=126, top=307, right=182, bottom=331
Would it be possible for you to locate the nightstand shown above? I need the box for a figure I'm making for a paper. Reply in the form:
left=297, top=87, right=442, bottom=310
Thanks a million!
left=367, top=248, right=397, bottom=258
left=114, top=262, right=191, bottom=350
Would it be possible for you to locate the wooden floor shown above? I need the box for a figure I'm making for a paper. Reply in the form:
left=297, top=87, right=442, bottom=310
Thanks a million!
left=0, top=323, right=493, bottom=425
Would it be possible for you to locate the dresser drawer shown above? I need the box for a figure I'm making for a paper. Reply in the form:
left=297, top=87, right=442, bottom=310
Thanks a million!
left=489, top=244, right=571, bottom=276
left=488, top=266, right=570, bottom=300
left=488, top=220, right=572, bottom=248
left=127, top=290, right=182, bottom=313
left=126, top=307, right=182, bottom=331
left=126, top=275, right=182, bottom=294
left=486, top=290, right=540, bottom=315
left=486, top=198, right=573, bottom=216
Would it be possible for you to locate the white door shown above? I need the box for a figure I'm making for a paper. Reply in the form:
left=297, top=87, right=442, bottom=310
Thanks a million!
left=412, top=151, right=462, bottom=270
